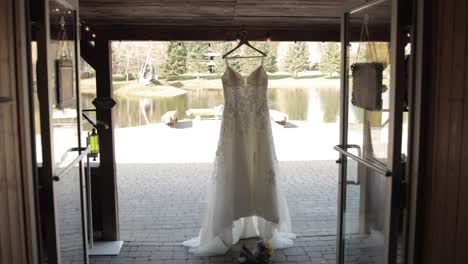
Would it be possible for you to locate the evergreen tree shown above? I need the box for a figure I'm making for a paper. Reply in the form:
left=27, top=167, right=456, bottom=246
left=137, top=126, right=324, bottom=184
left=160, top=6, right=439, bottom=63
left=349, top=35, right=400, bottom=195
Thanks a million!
left=215, top=42, right=242, bottom=73
left=319, top=43, right=341, bottom=77
left=163, top=42, right=187, bottom=80
left=284, top=42, right=310, bottom=77
left=241, top=41, right=278, bottom=73
left=186, top=42, right=209, bottom=74
left=214, top=41, right=278, bottom=74
left=262, top=42, right=279, bottom=73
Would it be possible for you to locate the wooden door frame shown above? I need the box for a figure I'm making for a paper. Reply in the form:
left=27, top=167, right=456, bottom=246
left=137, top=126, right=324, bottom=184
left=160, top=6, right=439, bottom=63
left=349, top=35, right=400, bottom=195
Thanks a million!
left=404, top=0, right=431, bottom=262
left=1, top=0, right=40, bottom=262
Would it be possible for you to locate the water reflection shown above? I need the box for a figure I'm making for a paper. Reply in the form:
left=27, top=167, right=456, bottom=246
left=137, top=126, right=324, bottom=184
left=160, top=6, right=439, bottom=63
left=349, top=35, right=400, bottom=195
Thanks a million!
left=83, top=87, right=342, bottom=128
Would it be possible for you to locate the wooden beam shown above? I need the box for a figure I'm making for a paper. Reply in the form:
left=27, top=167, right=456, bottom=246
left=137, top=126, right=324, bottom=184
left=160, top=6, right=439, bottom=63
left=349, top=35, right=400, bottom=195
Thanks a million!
left=91, top=26, right=341, bottom=41
left=81, top=25, right=390, bottom=42
left=93, top=40, right=119, bottom=241
left=80, top=37, right=98, bottom=69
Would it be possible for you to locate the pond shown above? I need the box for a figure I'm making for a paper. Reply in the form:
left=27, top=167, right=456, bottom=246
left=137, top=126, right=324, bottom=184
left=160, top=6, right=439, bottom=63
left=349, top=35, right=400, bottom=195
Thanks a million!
left=82, top=87, right=341, bottom=129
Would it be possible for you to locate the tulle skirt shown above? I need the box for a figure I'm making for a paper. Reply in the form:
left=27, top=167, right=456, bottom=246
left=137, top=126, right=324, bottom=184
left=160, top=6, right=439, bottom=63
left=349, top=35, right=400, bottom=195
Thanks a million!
left=182, top=156, right=296, bottom=256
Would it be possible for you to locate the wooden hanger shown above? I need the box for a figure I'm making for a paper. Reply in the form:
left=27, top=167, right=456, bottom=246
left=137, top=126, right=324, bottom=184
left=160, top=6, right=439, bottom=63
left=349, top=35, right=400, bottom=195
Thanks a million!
left=222, top=31, right=267, bottom=59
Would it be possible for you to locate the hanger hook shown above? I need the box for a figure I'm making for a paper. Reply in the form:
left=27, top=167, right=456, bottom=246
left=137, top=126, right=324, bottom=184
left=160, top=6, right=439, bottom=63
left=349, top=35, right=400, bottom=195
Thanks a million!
left=240, top=26, right=248, bottom=41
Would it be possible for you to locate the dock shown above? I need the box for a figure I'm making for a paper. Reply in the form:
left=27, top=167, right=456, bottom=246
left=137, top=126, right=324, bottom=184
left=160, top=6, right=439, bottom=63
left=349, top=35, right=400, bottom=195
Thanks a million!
left=185, top=105, right=223, bottom=119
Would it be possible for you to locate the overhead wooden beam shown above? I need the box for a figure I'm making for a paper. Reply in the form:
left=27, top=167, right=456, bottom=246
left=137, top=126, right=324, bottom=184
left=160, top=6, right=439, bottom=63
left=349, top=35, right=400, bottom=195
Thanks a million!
left=80, top=24, right=389, bottom=42
left=88, top=26, right=342, bottom=41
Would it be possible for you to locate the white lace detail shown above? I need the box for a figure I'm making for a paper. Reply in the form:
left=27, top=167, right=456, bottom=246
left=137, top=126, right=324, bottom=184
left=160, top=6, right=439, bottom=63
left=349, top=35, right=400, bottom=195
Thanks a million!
left=183, top=60, right=295, bottom=256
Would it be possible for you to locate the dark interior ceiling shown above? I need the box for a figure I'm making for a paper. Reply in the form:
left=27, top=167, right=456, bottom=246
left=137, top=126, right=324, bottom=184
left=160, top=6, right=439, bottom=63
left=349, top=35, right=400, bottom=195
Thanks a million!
left=79, top=0, right=369, bottom=40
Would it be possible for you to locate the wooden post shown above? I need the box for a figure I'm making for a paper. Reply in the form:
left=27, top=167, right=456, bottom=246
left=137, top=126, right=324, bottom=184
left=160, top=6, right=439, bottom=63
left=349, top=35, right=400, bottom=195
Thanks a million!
left=0, top=0, right=39, bottom=262
left=93, top=39, right=119, bottom=241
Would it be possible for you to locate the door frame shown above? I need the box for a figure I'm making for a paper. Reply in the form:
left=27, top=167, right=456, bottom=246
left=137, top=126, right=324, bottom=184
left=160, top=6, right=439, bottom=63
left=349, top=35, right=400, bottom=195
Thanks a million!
left=336, top=0, right=410, bottom=263
left=32, top=0, right=89, bottom=262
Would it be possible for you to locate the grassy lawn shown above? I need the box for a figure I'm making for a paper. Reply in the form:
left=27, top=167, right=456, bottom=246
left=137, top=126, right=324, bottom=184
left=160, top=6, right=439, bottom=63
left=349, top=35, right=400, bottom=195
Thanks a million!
left=162, top=71, right=328, bottom=81
left=80, top=71, right=341, bottom=95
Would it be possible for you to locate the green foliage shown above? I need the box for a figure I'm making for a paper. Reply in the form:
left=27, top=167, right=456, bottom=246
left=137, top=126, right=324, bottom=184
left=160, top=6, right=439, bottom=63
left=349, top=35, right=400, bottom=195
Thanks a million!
left=161, top=74, right=221, bottom=81
left=267, top=74, right=292, bottom=80
left=261, top=42, right=278, bottom=73
left=262, top=42, right=279, bottom=73
left=186, top=42, right=209, bottom=74
left=319, top=43, right=341, bottom=77
left=284, top=42, right=310, bottom=77
left=163, top=42, right=187, bottom=80
left=112, top=74, right=135, bottom=82
left=214, top=41, right=279, bottom=74
left=240, top=41, right=278, bottom=73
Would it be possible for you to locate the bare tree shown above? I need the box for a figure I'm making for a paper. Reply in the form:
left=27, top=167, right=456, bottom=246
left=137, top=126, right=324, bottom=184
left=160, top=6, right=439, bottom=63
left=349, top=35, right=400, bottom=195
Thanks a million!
left=112, top=41, right=168, bottom=84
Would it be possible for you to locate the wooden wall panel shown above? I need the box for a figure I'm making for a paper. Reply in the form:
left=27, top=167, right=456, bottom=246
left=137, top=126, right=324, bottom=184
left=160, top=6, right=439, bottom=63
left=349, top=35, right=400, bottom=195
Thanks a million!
left=418, top=0, right=468, bottom=263
left=0, top=0, right=35, bottom=263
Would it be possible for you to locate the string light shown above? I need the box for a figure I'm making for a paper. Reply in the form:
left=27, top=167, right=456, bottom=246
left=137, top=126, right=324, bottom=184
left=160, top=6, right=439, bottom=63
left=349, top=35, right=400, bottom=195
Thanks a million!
left=91, top=33, right=96, bottom=38
left=84, top=26, right=90, bottom=32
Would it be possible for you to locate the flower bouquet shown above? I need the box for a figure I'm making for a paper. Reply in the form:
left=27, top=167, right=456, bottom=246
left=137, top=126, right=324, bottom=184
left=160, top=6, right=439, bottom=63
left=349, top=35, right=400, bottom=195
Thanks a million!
left=238, top=240, right=274, bottom=264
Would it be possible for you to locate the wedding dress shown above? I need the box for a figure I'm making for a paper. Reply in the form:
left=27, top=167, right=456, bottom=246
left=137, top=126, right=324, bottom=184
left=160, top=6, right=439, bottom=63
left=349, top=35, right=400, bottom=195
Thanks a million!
left=183, top=58, right=295, bottom=256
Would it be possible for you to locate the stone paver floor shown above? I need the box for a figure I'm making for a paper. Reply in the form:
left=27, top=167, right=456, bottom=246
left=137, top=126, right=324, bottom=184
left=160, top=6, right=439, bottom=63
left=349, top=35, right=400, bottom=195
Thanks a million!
left=90, top=160, right=340, bottom=264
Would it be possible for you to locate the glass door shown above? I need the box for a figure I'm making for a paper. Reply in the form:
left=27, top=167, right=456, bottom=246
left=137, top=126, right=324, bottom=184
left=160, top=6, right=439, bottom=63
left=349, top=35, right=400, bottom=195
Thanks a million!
left=31, top=0, right=89, bottom=262
left=336, top=0, right=409, bottom=263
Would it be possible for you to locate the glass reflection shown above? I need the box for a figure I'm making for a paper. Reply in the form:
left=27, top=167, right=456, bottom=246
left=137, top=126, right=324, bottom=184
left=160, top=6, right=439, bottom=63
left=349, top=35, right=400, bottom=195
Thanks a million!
left=343, top=1, right=392, bottom=263
left=49, top=0, right=79, bottom=167
left=347, top=1, right=392, bottom=166
left=54, top=166, right=86, bottom=264
left=344, top=157, right=387, bottom=264
left=49, top=1, right=87, bottom=263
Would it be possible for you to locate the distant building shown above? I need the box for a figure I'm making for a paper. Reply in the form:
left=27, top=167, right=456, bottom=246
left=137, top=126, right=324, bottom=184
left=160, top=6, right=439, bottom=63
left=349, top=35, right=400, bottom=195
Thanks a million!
left=205, top=48, right=220, bottom=73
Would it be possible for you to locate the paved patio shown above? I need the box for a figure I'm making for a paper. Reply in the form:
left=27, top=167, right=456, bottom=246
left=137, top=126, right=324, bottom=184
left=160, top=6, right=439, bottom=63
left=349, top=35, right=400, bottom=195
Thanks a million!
left=90, top=160, right=341, bottom=264
left=88, top=120, right=383, bottom=264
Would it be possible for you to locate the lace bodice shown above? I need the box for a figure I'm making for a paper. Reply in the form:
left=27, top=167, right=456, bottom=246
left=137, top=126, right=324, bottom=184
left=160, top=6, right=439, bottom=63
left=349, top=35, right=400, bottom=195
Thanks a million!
left=221, top=64, right=269, bottom=116
left=220, top=59, right=271, bottom=135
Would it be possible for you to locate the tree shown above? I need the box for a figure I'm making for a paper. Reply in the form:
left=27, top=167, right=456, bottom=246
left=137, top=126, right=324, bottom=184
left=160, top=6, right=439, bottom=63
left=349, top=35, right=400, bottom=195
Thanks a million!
left=319, top=43, right=341, bottom=77
left=215, top=42, right=242, bottom=73
left=262, top=42, right=279, bottom=73
left=186, top=42, right=209, bottom=74
left=163, top=42, right=187, bottom=80
left=284, top=42, right=310, bottom=77
left=241, top=41, right=278, bottom=73
left=213, top=41, right=279, bottom=75
left=111, top=41, right=167, bottom=83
